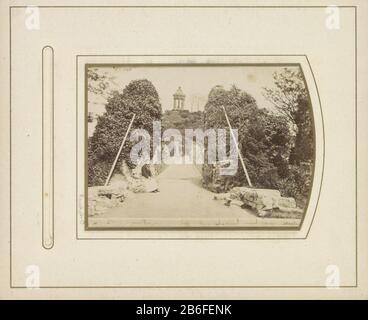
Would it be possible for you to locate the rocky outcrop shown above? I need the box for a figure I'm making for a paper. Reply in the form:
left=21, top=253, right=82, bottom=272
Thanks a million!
left=214, top=187, right=302, bottom=218
left=88, top=183, right=127, bottom=217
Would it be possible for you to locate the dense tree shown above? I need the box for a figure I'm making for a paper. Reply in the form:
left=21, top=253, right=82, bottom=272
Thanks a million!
left=87, top=68, right=119, bottom=99
left=203, top=81, right=314, bottom=206
left=262, top=68, right=314, bottom=164
left=162, top=110, right=204, bottom=134
left=261, top=68, right=315, bottom=205
left=289, top=97, right=314, bottom=164
left=88, top=79, right=162, bottom=186
left=203, top=85, right=292, bottom=189
left=263, top=68, right=307, bottom=125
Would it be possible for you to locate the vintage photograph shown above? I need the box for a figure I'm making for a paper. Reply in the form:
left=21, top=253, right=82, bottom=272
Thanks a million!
left=4, top=0, right=366, bottom=299
left=86, top=64, right=314, bottom=229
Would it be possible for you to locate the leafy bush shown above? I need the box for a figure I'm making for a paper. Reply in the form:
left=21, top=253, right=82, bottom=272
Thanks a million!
left=277, top=164, right=312, bottom=207
left=289, top=97, right=314, bottom=165
left=88, top=79, right=162, bottom=186
left=203, top=85, right=292, bottom=190
left=203, top=84, right=314, bottom=207
left=162, top=109, right=204, bottom=133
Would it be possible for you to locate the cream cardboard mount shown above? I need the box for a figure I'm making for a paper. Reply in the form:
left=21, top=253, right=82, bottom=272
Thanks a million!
left=0, top=0, right=368, bottom=300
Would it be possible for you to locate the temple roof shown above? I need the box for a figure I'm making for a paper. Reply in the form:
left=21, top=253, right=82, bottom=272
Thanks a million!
left=173, top=86, right=185, bottom=98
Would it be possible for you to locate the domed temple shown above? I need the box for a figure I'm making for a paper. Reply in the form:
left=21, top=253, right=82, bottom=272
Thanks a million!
left=173, top=86, right=185, bottom=110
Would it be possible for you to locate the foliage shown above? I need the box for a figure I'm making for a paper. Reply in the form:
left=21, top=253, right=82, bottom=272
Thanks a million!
left=203, top=85, right=293, bottom=189
left=262, top=68, right=307, bottom=124
left=162, top=110, right=204, bottom=134
left=277, top=165, right=312, bottom=208
left=289, top=97, right=314, bottom=164
left=203, top=82, right=313, bottom=208
left=262, top=68, right=315, bottom=205
left=87, top=68, right=111, bottom=97
left=88, top=79, right=162, bottom=186
left=263, top=68, right=314, bottom=165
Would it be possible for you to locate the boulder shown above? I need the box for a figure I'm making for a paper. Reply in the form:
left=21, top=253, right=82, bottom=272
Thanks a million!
left=227, top=186, right=298, bottom=217
left=87, top=184, right=127, bottom=217
left=98, top=185, right=125, bottom=198
left=277, top=197, right=297, bottom=209
left=230, top=187, right=280, bottom=213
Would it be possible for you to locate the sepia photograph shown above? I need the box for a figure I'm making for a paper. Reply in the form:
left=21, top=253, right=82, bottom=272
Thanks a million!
left=2, top=0, right=367, bottom=300
left=86, top=64, right=314, bottom=229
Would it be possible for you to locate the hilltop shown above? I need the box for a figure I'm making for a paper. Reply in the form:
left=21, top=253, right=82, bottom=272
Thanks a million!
left=162, top=109, right=204, bottom=133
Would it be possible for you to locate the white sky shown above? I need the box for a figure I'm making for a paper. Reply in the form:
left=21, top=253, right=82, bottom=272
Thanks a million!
left=88, top=65, right=301, bottom=115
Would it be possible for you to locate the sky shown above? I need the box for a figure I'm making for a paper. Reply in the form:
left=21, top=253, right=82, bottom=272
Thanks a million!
left=88, top=65, right=301, bottom=116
